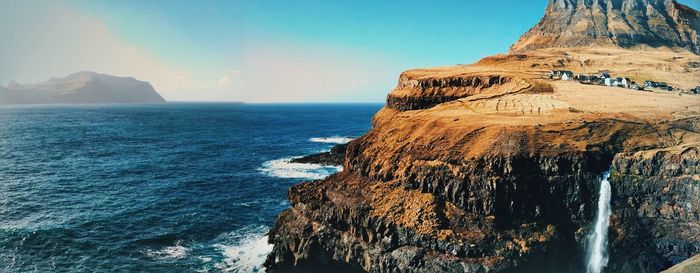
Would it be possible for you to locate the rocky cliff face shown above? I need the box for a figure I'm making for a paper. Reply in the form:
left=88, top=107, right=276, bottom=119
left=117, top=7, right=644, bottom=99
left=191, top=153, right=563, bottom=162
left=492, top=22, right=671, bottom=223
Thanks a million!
left=610, top=146, right=700, bottom=272
left=511, top=0, right=700, bottom=54
left=266, top=104, right=699, bottom=273
left=0, top=71, right=165, bottom=105
left=265, top=1, right=700, bottom=272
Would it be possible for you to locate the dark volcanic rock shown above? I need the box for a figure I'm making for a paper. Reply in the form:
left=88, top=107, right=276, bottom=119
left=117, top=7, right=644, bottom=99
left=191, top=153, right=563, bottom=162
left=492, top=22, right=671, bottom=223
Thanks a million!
left=511, top=0, right=700, bottom=54
left=608, top=147, right=700, bottom=272
left=291, top=143, right=348, bottom=166
left=266, top=103, right=699, bottom=273
left=265, top=172, right=582, bottom=273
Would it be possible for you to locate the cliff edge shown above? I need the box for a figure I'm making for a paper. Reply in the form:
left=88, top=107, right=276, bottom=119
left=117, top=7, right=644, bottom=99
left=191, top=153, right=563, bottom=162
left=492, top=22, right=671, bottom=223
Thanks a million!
left=265, top=1, right=700, bottom=273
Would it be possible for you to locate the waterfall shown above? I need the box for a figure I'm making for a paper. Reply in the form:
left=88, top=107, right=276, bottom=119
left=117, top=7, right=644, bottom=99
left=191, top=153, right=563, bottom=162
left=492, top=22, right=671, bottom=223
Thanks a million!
left=585, top=172, right=612, bottom=273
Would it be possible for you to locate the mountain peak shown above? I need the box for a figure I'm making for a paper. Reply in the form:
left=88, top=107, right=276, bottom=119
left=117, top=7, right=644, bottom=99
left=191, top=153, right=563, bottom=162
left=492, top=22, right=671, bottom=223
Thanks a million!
left=6, top=81, right=22, bottom=89
left=510, top=0, right=700, bottom=54
left=0, top=72, right=165, bottom=105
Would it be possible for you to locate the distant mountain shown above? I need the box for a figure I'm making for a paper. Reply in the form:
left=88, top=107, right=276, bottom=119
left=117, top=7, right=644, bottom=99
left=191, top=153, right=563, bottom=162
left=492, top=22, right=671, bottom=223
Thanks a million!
left=0, top=71, right=166, bottom=105
left=511, top=0, right=700, bottom=53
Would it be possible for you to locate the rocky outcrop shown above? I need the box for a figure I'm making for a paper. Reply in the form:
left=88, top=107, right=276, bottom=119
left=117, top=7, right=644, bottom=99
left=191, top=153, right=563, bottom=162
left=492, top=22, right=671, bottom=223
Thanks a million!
left=0, top=71, right=165, bottom=105
left=291, top=143, right=348, bottom=166
left=386, top=73, right=525, bottom=111
left=511, top=0, right=700, bottom=54
left=265, top=171, right=577, bottom=273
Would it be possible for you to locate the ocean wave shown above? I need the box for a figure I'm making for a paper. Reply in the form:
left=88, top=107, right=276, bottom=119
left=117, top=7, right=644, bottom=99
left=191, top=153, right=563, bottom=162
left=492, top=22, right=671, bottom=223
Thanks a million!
left=145, top=242, right=189, bottom=259
left=308, top=136, right=354, bottom=144
left=257, top=157, right=342, bottom=180
left=214, top=227, right=273, bottom=273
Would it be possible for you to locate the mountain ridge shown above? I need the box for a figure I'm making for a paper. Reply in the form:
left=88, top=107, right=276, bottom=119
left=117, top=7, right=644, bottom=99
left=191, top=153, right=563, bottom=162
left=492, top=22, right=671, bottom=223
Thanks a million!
left=511, top=0, right=700, bottom=54
left=0, top=72, right=165, bottom=105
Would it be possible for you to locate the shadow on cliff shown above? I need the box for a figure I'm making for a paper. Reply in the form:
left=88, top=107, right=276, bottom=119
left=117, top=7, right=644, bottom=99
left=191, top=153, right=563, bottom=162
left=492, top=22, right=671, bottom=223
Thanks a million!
left=500, top=234, right=586, bottom=273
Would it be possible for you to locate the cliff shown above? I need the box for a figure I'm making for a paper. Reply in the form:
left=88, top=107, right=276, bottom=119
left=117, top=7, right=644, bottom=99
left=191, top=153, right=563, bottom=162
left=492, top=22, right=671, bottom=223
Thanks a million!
left=0, top=71, right=165, bottom=105
left=265, top=1, right=700, bottom=273
left=511, top=0, right=700, bottom=54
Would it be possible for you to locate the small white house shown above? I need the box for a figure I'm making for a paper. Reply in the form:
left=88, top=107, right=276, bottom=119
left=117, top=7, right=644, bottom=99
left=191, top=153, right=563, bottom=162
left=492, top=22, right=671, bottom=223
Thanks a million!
left=612, top=77, right=631, bottom=88
left=604, top=78, right=613, bottom=86
left=624, top=78, right=632, bottom=88
left=561, top=71, right=574, bottom=81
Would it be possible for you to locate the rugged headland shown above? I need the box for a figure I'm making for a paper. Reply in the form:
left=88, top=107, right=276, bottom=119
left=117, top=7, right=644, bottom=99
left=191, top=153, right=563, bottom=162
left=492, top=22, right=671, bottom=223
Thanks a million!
left=265, top=1, right=700, bottom=272
left=0, top=71, right=165, bottom=105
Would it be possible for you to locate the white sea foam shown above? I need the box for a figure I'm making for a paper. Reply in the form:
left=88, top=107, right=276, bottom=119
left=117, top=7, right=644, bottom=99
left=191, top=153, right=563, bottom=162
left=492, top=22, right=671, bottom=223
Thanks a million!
left=257, top=157, right=342, bottom=180
left=146, top=242, right=189, bottom=259
left=214, top=229, right=273, bottom=273
left=308, top=136, right=354, bottom=144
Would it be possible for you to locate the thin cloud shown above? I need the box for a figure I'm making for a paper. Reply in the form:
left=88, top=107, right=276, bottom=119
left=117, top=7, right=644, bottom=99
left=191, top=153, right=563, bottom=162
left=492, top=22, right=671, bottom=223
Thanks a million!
left=220, top=41, right=397, bottom=102
left=218, top=70, right=240, bottom=88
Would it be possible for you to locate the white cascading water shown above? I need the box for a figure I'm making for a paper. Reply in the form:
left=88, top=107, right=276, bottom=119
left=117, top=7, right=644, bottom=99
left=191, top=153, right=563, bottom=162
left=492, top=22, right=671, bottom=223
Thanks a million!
left=585, top=172, right=612, bottom=273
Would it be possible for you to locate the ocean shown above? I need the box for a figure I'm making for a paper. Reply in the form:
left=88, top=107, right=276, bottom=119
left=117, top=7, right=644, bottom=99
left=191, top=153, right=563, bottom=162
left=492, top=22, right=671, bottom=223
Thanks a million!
left=0, top=103, right=382, bottom=273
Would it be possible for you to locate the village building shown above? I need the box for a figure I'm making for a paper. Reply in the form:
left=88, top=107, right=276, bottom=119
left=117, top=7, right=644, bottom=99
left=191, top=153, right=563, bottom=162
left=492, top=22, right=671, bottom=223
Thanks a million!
left=621, top=78, right=631, bottom=88
left=561, top=71, right=574, bottom=81
left=599, top=72, right=613, bottom=86
left=604, top=77, right=613, bottom=86
left=548, top=70, right=562, bottom=79
left=612, top=77, right=631, bottom=88
left=644, top=80, right=658, bottom=88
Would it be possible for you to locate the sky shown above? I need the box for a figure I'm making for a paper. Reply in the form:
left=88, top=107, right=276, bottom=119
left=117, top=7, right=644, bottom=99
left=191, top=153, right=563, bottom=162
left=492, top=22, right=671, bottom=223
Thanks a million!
left=1, top=0, right=699, bottom=103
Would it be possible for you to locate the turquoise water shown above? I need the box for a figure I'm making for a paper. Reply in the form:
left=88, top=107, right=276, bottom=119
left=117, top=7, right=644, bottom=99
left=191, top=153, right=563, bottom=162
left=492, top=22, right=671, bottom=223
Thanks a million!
left=0, top=103, right=381, bottom=272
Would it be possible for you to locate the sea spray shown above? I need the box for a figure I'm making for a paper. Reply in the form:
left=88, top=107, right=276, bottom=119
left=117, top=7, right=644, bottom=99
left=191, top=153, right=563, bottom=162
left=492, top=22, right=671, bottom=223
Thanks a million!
left=214, top=226, right=274, bottom=273
left=585, top=172, right=612, bottom=273
left=257, top=157, right=343, bottom=180
left=308, top=136, right=354, bottom=144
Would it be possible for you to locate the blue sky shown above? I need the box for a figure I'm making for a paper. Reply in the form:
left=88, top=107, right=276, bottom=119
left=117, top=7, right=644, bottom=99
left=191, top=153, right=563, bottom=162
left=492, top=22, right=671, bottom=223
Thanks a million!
left=2, top=0, right=699, bottom=102
left=74, top=0, right=547, bottom=69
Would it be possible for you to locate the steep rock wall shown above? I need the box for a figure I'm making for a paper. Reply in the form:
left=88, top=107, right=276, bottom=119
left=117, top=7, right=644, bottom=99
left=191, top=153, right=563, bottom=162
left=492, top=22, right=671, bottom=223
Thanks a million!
left=609, top=146, right=700, bottom=272
left=386, top=73, right=528, bottom=111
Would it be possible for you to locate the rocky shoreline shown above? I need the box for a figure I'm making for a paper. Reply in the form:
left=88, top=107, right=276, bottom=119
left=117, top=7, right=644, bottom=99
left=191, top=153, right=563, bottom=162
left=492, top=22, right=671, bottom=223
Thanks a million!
left=290, top=143, right=348, bottom=166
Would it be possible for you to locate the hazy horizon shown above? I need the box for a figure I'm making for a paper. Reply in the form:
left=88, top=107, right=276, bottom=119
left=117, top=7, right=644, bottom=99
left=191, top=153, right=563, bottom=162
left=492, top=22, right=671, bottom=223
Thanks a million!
left=2, top=0, right=699, bottom=103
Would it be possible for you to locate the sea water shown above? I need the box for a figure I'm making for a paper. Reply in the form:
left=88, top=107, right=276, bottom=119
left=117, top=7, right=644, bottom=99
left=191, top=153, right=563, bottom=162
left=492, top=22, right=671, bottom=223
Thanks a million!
left=0, top=103, right=381, bottom=272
